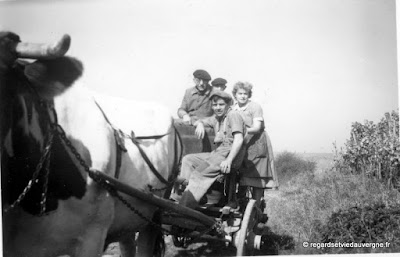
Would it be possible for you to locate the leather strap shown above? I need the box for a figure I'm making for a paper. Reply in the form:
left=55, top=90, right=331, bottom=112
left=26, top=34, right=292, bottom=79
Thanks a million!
left=130, top=131, right=170, bottom=185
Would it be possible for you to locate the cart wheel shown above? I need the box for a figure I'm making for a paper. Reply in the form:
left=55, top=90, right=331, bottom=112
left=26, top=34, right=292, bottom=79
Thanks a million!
left=235, top=199, right=259, bottom=256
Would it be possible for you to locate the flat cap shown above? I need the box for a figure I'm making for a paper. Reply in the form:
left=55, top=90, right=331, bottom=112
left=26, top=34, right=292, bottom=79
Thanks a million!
left=211, top=78, right=227, bottom=86
left=193, top=69, right=211, bottom=81
left=210, top=90, right=232, bottom=102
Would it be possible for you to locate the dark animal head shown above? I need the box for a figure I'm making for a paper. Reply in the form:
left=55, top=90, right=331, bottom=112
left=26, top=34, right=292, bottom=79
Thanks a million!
left=0, top=32, right=87, bottom=215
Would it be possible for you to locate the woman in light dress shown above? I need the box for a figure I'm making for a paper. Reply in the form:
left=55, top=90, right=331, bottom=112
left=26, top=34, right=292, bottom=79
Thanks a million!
left=232, top=81, right=279, bottom=203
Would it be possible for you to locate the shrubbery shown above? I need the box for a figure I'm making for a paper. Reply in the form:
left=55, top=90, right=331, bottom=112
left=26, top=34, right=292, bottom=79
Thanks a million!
left=317, top=203, right=400, bottom=253
left=275, top=151, right=316, bottom=185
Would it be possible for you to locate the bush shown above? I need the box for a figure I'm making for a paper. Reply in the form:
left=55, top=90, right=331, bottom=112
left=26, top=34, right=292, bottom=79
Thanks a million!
left=317, top=203, right=400, bottom=254
left=275, top=151, right=316, bottom=185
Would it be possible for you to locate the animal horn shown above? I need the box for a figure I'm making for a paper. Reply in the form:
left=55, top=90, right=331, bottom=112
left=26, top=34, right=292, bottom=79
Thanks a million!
left=16, top=34, right=71, bottom=59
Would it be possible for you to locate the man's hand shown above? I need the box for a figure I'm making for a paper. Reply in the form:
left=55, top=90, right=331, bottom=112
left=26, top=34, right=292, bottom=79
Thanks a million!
left=182, top=114, right=191, bottom=124
left=195, top=122, right=205, bottom=139
left=220, top=159, right=232, bottom=174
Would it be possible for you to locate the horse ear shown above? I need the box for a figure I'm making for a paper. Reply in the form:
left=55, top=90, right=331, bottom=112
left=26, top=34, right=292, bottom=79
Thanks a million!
left=24, top=57, right=83, bottom=99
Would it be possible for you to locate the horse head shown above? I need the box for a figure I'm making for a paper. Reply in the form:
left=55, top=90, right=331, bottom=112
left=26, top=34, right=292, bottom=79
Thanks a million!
left=0, top=32, right=87, bottom=215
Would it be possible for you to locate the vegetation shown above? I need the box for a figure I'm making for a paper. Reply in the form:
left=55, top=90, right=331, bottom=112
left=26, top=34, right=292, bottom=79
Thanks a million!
left=318, top=203, right=400, bottom=254
left=275, top=151, right=316, bottom=186
left=265, top=111, right=400, bottom=254
left=334, top=110, right=400, bottom=187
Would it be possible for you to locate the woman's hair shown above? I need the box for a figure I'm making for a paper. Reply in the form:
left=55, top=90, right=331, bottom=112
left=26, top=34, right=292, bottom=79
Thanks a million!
left=232, top=81, right=253, bottom=99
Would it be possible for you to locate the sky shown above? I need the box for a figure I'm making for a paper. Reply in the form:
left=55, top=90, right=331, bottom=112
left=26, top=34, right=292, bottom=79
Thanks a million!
left=0, top=0, right=398, bottom=153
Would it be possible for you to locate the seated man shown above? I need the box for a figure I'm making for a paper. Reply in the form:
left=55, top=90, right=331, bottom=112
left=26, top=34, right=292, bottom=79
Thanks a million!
left=211, top=77, right=227, bottom=91
left=177, top=69, right=215, bottom=125
left=178, top=91, right=246, bottom=209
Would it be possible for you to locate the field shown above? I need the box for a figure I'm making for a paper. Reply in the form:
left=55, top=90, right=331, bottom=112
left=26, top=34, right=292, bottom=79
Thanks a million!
left=264, top=152, right=400, bottom=255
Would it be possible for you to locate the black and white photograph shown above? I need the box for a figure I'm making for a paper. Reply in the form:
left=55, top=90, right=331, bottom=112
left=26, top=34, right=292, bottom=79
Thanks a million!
left=0, top=0, right=399, bottom=256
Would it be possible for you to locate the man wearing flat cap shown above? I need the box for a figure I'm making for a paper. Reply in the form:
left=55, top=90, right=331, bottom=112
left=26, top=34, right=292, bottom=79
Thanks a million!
left=177, top=69, right=216, bottom=124
left=211, top=77, right=227, bottom=91
left=178, top=90, right=246, bottom=209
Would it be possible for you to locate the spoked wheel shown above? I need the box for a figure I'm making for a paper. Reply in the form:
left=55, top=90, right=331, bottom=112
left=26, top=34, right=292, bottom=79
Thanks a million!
left=235, top=199, right=260, bottom=256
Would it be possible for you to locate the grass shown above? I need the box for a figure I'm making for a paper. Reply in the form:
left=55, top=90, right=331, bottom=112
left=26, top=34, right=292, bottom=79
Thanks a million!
left=264, top=151, right=400, bottom=254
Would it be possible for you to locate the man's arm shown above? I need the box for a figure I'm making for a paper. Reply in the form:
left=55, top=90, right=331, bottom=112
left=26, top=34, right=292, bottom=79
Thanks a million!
left=177, top=108, right=191, bottom=122
left=220, top=132, right=244, bottom=173
left=193, top=116, right=216, bottom=139
left=194, top=116, right=215, bottom=128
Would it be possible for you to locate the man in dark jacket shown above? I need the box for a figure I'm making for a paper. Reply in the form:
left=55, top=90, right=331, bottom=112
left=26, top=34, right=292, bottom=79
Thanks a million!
left=177, top=69, right=216, bottom=125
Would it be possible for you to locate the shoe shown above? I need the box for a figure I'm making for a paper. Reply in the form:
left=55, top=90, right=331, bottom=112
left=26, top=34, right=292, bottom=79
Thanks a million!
left=175, top=176, right=188, bottom=186
left=173, top=176, right=187, bottom=196
left=170, top=192, right=182, bottom=202
left=222, top=201, right=239, bottom=212
left=221, top=201, right=240, bottom=214
left=199, top=195, right=207, bottom=205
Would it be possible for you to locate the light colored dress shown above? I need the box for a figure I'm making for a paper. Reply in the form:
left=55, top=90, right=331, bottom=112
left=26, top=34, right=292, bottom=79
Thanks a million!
left=233, top=101, right=279, bottom=189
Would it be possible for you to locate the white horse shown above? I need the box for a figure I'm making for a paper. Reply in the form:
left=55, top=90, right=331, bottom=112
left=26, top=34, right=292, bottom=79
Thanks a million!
left=0, top=32, right=181, bottom=257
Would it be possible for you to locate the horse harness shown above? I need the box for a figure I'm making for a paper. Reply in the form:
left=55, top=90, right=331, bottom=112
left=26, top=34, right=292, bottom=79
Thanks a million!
left=94, top=100, right=177, bottom=187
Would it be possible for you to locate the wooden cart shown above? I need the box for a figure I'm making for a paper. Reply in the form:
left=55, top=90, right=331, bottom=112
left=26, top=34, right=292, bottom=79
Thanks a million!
left=94, top=124, right=270, bottom=256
